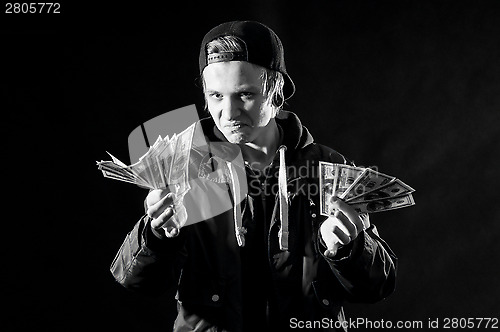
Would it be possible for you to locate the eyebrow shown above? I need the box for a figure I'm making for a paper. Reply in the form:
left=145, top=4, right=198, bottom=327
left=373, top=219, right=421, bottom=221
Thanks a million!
left=204, top=85, right=261, bottom=94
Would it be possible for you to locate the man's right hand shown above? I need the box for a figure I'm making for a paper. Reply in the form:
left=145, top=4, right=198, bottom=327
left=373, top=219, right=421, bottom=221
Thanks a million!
left=146, top=189, right=179, bottom=238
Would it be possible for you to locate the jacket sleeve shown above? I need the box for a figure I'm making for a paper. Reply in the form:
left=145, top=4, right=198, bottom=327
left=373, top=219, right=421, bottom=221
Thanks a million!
left=110, top=215, right=187, bottom=296
left=318, top=223, right=397, bottom=303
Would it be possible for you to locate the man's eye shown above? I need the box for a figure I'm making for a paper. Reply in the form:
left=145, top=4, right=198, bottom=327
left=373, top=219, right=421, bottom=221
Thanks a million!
left=209, top=93, right=223, bottom=100
left=240, top=92, right=254, bottom=99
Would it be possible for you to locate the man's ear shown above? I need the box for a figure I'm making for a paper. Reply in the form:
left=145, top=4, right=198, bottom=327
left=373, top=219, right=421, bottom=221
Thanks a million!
left=270, top=104, right=281, bottom=118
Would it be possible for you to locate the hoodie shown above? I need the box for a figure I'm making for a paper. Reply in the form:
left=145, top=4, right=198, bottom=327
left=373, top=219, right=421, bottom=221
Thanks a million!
left=110, top=111, right=397, bottom=332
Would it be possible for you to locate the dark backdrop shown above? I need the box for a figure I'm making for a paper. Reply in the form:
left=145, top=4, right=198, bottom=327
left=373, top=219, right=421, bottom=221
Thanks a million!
left=3, top=0, right=499, bottom=331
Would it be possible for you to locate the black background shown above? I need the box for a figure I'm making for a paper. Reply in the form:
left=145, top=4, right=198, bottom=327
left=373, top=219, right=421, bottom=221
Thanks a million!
left=3, top=0, right=499, bottom=330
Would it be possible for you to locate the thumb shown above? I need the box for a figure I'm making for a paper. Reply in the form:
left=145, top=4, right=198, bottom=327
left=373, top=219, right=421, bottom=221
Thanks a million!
left=324, top=242, right=340, bottom=258
left=320, top=216, right=341, bottom=258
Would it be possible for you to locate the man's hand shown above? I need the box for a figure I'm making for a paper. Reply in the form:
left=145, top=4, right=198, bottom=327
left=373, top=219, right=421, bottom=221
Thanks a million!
left=146, top=189, right=179, bottom=238
left=320, top=197, right=370, bottom=258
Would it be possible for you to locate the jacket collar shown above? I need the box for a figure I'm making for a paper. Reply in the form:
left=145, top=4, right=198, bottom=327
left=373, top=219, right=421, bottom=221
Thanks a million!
left=198, top=110, right=314, bottom=154
left=275, top=110, right=314, bottom=152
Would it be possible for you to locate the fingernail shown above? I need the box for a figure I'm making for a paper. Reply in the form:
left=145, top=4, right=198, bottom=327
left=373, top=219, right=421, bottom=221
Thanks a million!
left=324, top=249, right=337, bottom=258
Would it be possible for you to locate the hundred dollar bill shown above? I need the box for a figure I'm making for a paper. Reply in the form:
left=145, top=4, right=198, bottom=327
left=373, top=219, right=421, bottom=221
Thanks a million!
left=154, top=135, right=174, bottom=189
left=319, top=161, right=334, bottom=216
left=169, top=123, right=195, bottom=196
left=135, top=135, right=166, bottom=189
left=167, top=124, right=195, bottom=230
left=340, top=167, right=395, bottom=201
left=97, top=163, right=143, bottom=186
left=349, top=193, right=415, bottom=214
left=347, top=178, right=415, bottom=203
left=106, top=151, right=128, bottom=167
left=146, top=135, right=176, bottom=189
left=97, top=159, right=151, bottom=188
left=97, top=121, right=198, bottom=195
left=333, top=164, right=366, bottom=197
left=319, top=162, right=365, bottom=216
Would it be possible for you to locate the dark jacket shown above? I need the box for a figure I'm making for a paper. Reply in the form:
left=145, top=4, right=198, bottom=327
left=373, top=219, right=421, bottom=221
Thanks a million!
left=110, top=111, right=397, bottom=332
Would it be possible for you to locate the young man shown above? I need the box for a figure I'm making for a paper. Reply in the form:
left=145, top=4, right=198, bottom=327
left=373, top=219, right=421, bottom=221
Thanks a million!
left=111, top=21, right=397, bottom=331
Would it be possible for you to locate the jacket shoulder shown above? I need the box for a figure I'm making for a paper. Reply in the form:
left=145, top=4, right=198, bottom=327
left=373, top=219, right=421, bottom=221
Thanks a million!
left=299, top=143, right=353, bottom=165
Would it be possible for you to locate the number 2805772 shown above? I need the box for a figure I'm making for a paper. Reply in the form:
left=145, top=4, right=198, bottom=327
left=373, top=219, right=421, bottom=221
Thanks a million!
left=5, top=3, right=60, bottom=14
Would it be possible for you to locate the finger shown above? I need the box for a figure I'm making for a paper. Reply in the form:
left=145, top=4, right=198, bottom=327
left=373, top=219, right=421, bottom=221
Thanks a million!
left=334, top=210, right=358, bottom=241
left=165, top=227, right=180, bottom=238
left=321, top=230, right=341, bottom=258
left=151, top=205, right=176, bottom=229
left=146, top=189, right=170, bottom=208
left=321, top=216, right=350, bottom=247
left=147, top=193, right=175, bottom=219
left=359, top=213, right=371, bottom=229
left=332, top=224, right=351, bottom=245
left=324, top=243, right=339, bottom=258
left=323, top=225, right=349, bottom=258
left=331, top=198, right=364, bottom=235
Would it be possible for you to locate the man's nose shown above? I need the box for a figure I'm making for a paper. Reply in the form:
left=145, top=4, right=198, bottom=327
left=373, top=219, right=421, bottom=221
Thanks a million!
left=221, top=96, right=242, bottom=120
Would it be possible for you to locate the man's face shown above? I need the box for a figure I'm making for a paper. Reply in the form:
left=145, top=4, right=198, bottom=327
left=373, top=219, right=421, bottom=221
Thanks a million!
left=203, top=61, right=276, bottom=145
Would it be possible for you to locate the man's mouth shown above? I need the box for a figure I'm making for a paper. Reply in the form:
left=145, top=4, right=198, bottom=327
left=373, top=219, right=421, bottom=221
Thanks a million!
left=224, top=122, right=248, bottom=130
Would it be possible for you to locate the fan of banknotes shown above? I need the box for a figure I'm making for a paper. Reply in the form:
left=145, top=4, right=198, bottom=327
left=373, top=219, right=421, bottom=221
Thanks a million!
left=96, top=123, right=195, bottom=193
left=319, top=161, right=415, bottom=215
left=97, top=123, right=196, bottom=227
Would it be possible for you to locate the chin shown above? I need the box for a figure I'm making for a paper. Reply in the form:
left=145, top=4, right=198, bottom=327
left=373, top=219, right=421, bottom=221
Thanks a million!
left=226, top=133, right=249, bottom=144
left=222, top=128, right=253, bottom=144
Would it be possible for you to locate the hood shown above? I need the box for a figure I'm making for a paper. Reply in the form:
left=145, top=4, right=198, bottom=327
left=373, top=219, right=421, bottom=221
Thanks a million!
left=275, top=110, right=314, bottom=152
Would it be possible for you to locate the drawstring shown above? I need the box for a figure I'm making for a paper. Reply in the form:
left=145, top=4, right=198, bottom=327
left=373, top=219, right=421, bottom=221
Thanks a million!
left=227, top=161, right=246, bottom=247
left=227, top=145, right=288, bottom=250
left=277, top=145, right=289, bottom=251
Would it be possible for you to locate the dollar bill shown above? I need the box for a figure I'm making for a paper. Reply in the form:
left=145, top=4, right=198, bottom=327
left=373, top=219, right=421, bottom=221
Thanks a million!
left=135, top=136, right=165, bottom=189
left=319, top=161, right=335, bottom=216
left=97, top=158, right=148, bottom=185
left=336, top=164, right=365, bottom=196
left=349, top=193, right=415, bottom=214
left=106, top=151, right=128, bottom=167
left=98, top=164, right=141, bottom=185
left=319, top=162, right=365, bottom=216
left=154, top=135, right=174, bottom=189
left=340, top=167, right=395, bottom=201
left=319, top=161, right=415, bottom=216
left=168, top=124, right=195, bottom=228
left=169, top=124, right=195, bottom=196
left=145, top=135, right=172, bottom=189
left=347, top=178, right=415, bottom=204
left=97, top=123, right=195, bottom=192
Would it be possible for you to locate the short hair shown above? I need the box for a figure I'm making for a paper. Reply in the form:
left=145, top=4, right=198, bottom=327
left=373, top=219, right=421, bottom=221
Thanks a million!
left=202, top=35, right=285, bottom=111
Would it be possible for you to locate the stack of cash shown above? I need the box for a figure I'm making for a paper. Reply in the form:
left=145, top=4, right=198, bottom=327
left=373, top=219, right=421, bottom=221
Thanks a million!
left=319, top=161, right=415, bottom=215
left=97, top=123, right=195, bottom=195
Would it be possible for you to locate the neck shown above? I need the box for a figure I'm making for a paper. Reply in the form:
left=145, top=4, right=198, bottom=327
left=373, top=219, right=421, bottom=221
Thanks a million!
left=240, top=119, right=281, bottom=171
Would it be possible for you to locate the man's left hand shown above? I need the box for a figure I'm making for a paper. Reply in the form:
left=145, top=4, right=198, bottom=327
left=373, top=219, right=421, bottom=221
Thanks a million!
left=320, top=197, right=370, bottom=258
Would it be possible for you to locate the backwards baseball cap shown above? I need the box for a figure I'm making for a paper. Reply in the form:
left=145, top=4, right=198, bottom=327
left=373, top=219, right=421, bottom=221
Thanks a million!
left=199, top=20, right=295, bottom=100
